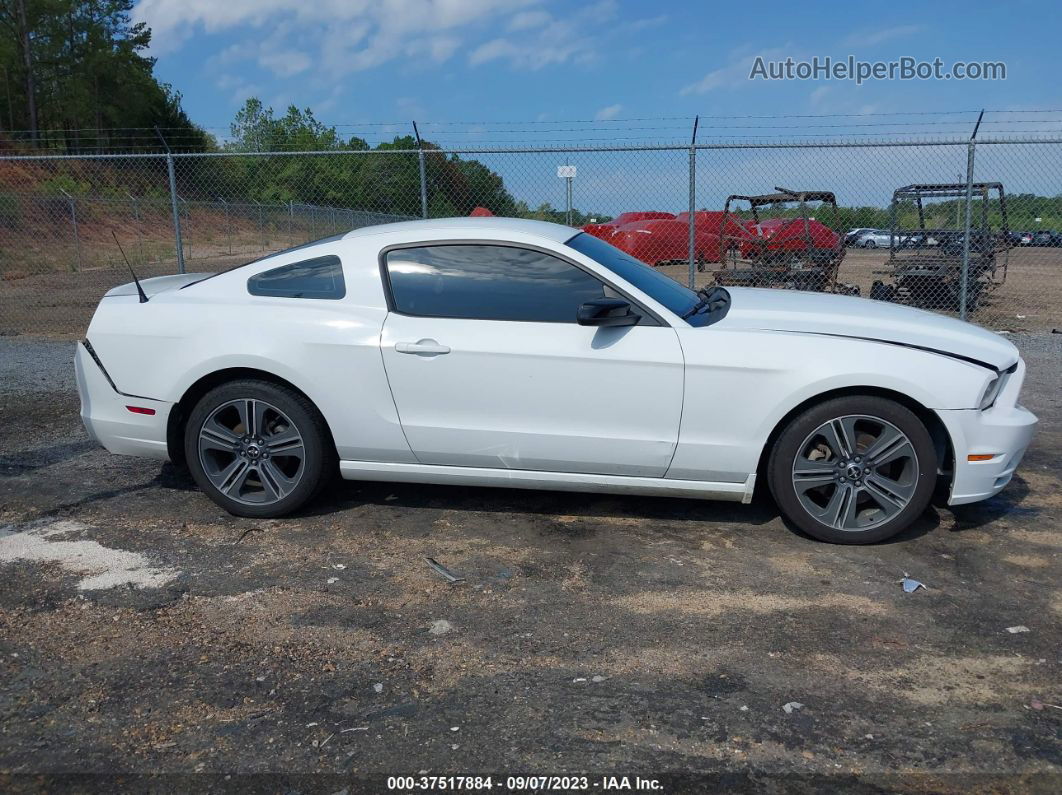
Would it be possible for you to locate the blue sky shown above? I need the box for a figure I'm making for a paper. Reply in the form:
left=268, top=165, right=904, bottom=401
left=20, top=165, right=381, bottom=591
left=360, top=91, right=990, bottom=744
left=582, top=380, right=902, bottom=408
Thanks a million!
left=134, top=0, right=1060, bottom=141
left=132, top=0, right=1062, bottom=212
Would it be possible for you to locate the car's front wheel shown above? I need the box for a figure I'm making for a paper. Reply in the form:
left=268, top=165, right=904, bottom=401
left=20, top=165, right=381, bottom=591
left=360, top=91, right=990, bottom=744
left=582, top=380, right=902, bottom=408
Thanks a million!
left=184, top=379, right=333, bottom=517
left=767, top=396, right=937, bottom=544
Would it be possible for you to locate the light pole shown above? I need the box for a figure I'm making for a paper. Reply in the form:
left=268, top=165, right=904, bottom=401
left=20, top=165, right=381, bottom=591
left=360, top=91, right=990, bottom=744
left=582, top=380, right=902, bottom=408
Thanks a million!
left=557, top=164, right=576, bottom=225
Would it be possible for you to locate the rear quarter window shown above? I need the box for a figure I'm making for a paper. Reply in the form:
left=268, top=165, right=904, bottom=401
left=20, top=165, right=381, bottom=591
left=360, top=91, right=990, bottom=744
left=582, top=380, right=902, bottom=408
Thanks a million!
left=247, top=255, right=345, bottom=299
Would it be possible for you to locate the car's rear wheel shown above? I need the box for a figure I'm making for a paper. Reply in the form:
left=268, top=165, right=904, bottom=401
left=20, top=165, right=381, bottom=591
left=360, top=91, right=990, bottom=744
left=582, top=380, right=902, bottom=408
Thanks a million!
left=767, top=396, right=937, bottom=544
left=863, top=239, right=877, bottom=248
left=184, top=379, right=332, bottom=517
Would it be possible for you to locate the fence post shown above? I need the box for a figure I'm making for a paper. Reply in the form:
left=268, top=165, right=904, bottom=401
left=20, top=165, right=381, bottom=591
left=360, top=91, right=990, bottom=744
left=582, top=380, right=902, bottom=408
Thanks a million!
left=256, top=201, right=265, bottom=249
left=288, top=200, right=293, bottom=243
left=165, top=155, right=186, bottom=274
left=959, top=110, right=984, bottom=320
left=154, top=128, right=187, bottom=273
left=687, top=116, right=699, bottom=289
left=60, top=189, right=81, bottom=272
left=413, top=120, right=428, bottom=219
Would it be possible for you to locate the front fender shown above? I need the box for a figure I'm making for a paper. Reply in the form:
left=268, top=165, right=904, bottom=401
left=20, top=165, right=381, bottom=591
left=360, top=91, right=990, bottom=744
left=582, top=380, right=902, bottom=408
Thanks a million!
left=666, top=328, right=994, bottom=482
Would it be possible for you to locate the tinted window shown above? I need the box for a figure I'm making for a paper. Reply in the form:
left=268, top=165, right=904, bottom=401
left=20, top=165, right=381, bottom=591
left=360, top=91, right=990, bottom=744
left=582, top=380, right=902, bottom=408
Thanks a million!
left=385, top=244, right=605, bottom=322
left=565, top=232, right=699, bottom=319
left=247, top=255, right=345, bottom=299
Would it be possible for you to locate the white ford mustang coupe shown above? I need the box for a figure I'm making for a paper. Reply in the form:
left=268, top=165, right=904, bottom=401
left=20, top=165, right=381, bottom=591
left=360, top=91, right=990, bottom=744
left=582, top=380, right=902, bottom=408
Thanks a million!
left=75, top=218, right=1036, bottom=544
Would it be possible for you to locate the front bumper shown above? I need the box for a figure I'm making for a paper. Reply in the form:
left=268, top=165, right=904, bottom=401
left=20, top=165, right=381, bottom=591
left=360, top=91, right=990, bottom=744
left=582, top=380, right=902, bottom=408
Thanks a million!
left=75, top=342, right=172, bottom=460
left=936, top=359, right=1038, bottom=506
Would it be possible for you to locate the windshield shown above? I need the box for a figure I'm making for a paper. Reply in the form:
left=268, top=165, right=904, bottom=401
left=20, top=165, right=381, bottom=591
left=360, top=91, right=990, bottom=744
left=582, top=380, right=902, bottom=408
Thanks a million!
left=566, top=232, right=701, bottom=318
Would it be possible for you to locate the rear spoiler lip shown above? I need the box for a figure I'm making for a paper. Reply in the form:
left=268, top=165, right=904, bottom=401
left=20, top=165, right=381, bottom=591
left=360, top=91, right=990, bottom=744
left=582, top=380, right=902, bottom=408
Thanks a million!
left=103, top=272, right=213, bottom=299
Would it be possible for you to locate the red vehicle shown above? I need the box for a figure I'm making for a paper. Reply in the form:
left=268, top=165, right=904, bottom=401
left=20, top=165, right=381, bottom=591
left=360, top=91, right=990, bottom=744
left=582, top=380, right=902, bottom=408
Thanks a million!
left=714, top=188, right=848, bottom=293
left=739, top=217, right=840, bottom=259
left=582, top=211, right=675, bottom=241
left=582, top=222, right=618, bottom=240
left=675, top=211, right=756, bottom=267
left=610, top=219, right=722, bottom=266
left=675, top=210, right=755, bottom=239
left=612, top=211, right=675, bottom=225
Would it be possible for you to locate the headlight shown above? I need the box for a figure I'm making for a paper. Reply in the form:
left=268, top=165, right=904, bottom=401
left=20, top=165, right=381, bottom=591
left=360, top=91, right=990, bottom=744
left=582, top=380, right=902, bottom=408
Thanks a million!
left=979, top=374, right=1005, bottom=410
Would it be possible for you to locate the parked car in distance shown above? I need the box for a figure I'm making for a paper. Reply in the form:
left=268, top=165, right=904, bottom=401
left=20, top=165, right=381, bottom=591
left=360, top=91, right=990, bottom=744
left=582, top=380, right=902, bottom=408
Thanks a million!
left=857, top=229, right=921, bottom=248
left=1017, top=231, right=1034, bottom=246
left=844, top=228, right=876, bottom=247
left=77, top=218, right=1036, bottom=545
left=1030, top=229, right=1061, bottom=247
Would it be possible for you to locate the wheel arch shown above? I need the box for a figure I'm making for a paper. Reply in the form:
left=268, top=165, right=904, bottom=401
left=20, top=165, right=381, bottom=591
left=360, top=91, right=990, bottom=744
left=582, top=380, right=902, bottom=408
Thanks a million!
left=754, top=385, right=954, bottom=494
left=167, top=367, right=338, bottom=468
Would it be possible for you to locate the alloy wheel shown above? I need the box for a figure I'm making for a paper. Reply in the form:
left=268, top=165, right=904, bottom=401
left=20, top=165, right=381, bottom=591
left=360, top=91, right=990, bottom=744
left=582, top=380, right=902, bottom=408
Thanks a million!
left=791, top=414, right=919, bottom=532
left=197, top=398, right=306, bottom=506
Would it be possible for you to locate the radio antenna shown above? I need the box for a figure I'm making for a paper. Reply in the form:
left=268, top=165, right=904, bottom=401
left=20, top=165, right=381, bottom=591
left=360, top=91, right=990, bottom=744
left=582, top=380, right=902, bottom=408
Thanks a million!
left=111, top=231, right=148, bottom=303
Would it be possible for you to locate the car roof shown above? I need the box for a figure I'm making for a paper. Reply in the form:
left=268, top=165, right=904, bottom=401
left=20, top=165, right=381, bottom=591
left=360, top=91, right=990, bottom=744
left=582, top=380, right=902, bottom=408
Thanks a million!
left=341, top=216, right=579, bottom=244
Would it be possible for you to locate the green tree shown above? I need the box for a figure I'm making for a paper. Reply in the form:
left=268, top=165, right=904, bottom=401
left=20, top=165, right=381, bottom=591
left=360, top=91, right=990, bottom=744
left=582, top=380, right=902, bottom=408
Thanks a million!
left=223, top=102, right=521, bottom=219
left=0, top=0, right=209, bottom=151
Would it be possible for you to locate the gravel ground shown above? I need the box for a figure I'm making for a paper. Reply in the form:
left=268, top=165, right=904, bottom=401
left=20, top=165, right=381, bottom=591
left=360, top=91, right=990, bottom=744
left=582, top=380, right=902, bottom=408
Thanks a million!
left=0, top=333, right=1059, bottom=792
left=0, top=338, right=77, bottom=396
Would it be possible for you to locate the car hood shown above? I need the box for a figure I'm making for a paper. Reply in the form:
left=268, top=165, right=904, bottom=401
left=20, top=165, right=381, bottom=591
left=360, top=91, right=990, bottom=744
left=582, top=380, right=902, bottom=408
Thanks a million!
left=714, top=287, right=1018, bottom=371
left=104, top=273, right=214, bottom=298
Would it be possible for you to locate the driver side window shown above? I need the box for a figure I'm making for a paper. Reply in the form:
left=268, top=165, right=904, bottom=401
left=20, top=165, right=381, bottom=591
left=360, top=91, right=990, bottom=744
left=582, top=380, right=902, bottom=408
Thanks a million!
left=384, top=244, right=607, bottom=323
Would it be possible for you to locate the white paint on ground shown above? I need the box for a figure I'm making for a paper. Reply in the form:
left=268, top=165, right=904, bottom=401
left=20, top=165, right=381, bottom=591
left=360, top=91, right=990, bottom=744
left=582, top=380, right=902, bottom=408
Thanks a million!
left=0, top=520, right=178, bottom=590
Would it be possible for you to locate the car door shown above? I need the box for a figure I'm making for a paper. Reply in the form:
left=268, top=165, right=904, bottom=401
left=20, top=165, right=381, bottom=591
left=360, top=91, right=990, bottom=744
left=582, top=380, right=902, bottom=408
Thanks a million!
left=378, top=242, right=685, bottom=477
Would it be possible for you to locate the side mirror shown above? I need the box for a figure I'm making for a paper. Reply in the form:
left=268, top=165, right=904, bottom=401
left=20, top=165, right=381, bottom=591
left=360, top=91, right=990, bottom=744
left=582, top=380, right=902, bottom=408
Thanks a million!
left=577, top=298, right=640, bottom=327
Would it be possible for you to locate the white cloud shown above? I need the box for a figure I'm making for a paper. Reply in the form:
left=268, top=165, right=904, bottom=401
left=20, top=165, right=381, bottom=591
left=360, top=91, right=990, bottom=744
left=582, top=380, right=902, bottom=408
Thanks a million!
left=468, top=26, right=588, bottom=70
left=216, top=73, right=264, bottom=104
left=428, top=36, right=461, bottom=61
left=467, top=3, right=610, bottom=70
left=258, top=50, right=312, bottom=78
left=508, top=9, right=550, bottom=31
left=681, top=45, right=796, bottom=95
left=681, top=44, right=822, bottom=95
left=468, top=38, right=521, bottom=66
left=623, top=15, right=668, bottom=33
left=595, top=103, right=622, bottom=120
left=842, top=24, right=925, bottom=47
left=133, top=0, right=538, bottom=74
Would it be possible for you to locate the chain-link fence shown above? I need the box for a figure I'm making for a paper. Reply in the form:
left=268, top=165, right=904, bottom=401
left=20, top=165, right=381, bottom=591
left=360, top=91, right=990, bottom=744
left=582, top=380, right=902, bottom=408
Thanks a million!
left=2, top=138, right=1060, bottom=338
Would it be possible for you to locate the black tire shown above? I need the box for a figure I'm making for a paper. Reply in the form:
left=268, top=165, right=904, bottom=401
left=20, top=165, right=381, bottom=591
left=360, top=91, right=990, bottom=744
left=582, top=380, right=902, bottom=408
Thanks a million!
left=184, top=379, right=334, bottom=518
left=863, top=239, right=877, bottom=249
left=767, top=396, right=937, bottom=544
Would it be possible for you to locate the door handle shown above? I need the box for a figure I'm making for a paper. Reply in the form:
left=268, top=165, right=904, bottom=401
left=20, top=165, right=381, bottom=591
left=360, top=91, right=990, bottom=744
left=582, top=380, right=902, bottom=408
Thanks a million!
left=395, top=339, right=451, bottom=356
